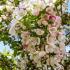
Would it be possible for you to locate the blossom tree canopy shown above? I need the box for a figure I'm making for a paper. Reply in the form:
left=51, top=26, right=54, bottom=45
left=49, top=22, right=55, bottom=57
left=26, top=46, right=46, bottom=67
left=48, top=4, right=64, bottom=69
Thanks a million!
left=0, top=0, right=70, bottom=70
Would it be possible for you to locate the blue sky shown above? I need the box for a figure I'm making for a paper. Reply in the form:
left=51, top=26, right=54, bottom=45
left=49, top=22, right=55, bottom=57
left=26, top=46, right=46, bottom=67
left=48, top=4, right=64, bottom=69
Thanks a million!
left=67, top=0, right=70, bottom=13
left=66, top=45, right=70, bottom=52
left=0, top=1, right=70, bottom=53
left=0, top=41, right=13, bottom=53
left=65, top=0, right=70, bottom=13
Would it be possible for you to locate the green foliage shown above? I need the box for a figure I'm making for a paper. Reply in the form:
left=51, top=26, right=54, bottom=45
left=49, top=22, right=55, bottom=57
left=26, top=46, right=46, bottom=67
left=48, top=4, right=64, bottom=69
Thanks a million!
left=61, top=55, right=70, bottom=70
left=62, top=13, right=70, bottom=24
left=0, top=52, right=16, bottom=70
left=14, top=0, right=20, bottom=6
left=55, top=0, right=65, bottom=7
left=0, top=0, right=7, bottom=4
left=54, top=0, right=65, bottom=15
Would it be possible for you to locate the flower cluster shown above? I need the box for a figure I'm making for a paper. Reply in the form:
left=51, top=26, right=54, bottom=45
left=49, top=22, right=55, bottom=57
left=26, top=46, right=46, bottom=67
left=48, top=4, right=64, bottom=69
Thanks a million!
left=18, top=3, right=65, bottom=70
left=0, top=0, right=67, bottom=70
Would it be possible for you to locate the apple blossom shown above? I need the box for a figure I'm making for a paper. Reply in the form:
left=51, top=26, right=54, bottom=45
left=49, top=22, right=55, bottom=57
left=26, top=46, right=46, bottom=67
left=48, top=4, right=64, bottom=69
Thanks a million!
left=6, top=0, right=66, bottom=69
left=38, top=51, right=46, bottom=58
left=34, top=28, right=44, bottom=35
left=32, top=8, right=40, bottom=16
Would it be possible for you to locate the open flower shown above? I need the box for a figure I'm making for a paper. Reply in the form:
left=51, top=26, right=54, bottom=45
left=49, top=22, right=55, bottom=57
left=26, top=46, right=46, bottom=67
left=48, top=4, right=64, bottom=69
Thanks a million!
left=45, top=45, right=55, bottom=53
left=48, top=26, right=57, bottom=37
left=46, top=6, right=56, bottom=16
left=21, top=31, right=30, bottom=38
left=42, top=19, right=48, bottom=26
left=38, top=51, right=46, bottom=58
left=48, top=15, right=56, bottom=22
left=1, top=15, right=7, bottom=20
left=34, top=29, right=44, bottom=35
left=37, top=19, right=42, bottom=25
left=29, top=37, right=39, bottom=46
left=37, top=18, right=48, bottom=26
left=32, top=8, right=40, bottom=16
left=54, top=16, right=61, bottom=28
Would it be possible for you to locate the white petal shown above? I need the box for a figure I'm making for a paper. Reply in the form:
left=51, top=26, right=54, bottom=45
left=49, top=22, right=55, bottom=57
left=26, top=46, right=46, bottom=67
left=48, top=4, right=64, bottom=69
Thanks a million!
left=9, top=19, right=17, bottom=36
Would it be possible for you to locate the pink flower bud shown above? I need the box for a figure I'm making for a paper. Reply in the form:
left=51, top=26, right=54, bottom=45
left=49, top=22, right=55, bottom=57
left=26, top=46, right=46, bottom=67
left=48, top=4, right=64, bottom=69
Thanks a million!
left=32, top=8, right=40, bottom=16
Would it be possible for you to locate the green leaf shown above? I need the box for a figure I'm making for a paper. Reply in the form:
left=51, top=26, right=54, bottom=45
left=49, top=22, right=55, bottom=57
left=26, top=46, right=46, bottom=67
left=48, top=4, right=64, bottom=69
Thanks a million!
left=14, top=0, right=20, bottom=6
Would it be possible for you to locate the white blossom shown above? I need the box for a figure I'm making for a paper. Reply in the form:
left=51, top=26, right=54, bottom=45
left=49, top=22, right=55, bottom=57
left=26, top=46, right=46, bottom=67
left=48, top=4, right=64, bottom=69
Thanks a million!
left=34, top=29, right=44, bottom=35
left=38, top=51, right=46, bottom=58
